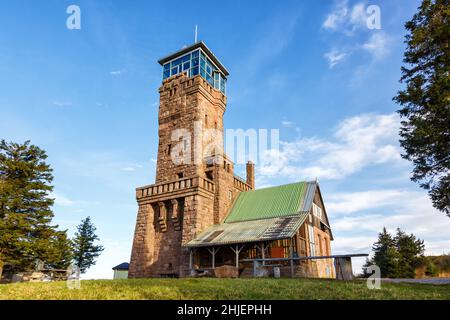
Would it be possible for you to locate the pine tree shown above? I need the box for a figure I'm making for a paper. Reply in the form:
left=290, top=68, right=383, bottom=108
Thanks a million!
left=393, top=0, right=450, bottom=216
left=0, top=140, right=56, bottom=272
left=72, top=217, right=104, bottom=273
left=45, top=231, right=74, bottom=270
left=372, top=228, right=399, bottom=278
left=395, top=228, right=425, bottom=278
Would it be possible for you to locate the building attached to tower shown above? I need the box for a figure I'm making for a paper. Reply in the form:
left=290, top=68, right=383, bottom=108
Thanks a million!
left=128, top=42, right=334, bottom=279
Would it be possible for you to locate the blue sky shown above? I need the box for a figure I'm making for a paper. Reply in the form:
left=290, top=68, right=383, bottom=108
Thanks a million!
left=1, top=0, right=449, bottom=279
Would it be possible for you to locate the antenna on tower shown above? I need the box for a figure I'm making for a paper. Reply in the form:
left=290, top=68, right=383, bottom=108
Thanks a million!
left=194, top=25, right=198, bottom=43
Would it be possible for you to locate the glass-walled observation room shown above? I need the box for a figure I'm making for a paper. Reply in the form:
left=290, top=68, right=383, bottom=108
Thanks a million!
left=162, top=48, right=227, bottom=95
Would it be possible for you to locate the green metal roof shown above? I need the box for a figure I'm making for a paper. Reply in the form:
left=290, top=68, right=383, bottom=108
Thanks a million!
left=224, top=181, right=314, bottom=223
left=183, top=181, right=325, bottom=247
left=185, top=213, right=309, bottom=247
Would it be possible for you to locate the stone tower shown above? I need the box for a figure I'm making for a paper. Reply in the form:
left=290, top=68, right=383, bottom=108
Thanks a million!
left=128, top=42, right=254, bottom=278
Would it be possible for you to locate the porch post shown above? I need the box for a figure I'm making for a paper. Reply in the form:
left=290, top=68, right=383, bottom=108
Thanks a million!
left=261, top=242, right=265, bottom=266
left=189, top=248, right=193, bottom=273
left=208, top=247, right=217, bottom=269
left=289, top=238, right=294, bottom=278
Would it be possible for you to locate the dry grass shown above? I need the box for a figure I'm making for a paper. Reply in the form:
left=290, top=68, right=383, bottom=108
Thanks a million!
left=0, top=278, right=449, bottom=300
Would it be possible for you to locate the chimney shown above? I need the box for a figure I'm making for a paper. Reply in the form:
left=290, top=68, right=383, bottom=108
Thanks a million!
left=246, top=161, right=255, bottom=190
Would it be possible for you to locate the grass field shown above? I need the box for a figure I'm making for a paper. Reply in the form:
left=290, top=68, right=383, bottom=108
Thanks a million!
left=0, top=278, right=449, bottom=300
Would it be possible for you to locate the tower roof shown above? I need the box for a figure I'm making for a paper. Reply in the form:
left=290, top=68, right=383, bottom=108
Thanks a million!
left=158, top=41, right=229, bottom=76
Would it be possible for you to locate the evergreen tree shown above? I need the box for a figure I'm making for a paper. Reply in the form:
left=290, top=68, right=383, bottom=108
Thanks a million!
left=371, top=228, right=399, bottom=278
left=393, top=0, right=450, bottom=216
left=45, top=231, right=74, bottom=270
left=72, top=217, right=104, bottom=273
left=0, top=140, right=56, bottom=272
left=395, top=228, right=425, bottom=278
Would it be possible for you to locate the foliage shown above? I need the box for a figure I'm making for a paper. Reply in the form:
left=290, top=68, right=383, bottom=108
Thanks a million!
left=0, top=140, right=57, bottom=271
left=393, top=0, right=450, bottom=216
left=72, top=217, right=104, bottom=273
left=395, top=228, right=425, bottom=278
left=370, top=228, right=400, bottom=278
left=0, top=140, right=75, bottom=274
left=366, top=227, right=425, bottom=278
left=45, top=231, right=74, bottom=270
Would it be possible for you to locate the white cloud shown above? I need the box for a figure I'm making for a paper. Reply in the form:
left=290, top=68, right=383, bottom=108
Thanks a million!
left=327, top=189, right=410, bottom=214
left=258, top=113, right=401, bottom=180
left=362, top=32, right=391, bottom=59
left=110, top=69, right=126, bottom=76
left=322, top=0, right=367, bottom=35
left=329, top=189, right=450, bottom=273
left=324, top=49, right=348, bottom=68
left=281, top=121, right=295, bottom=127
left=50, top=192, right=75, bottom=206
left=322, top=0, right=349, bottom=31
left=350, top=3, right=367, bottom=27
left=52, top=101, right=72, bottom=107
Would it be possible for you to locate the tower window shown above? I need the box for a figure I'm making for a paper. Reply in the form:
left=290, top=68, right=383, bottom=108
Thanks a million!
left=167, top=144, right=171, bottom=155
left=205, top=114, right=208, bottom=126
left=161, top=48, right=227, bottom=94
left=205, top=171, right=213, bottom=181
left=177, top=172, right=184, bottom=179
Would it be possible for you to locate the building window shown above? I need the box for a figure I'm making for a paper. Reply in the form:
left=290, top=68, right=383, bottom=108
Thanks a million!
left=162, top=48, right=227, bottom=95
left=228, top=190, right=232, bottom=200
left=167, top=144, right=171, bottom=155
left=318, top=234, right=322, bottom=255
left=205, top=171, right=213, bottom=181
left=308, top=225, right=315, bottom=256
left=177, top=172, right=184, bottom=179
left=205, top=114, right=208, bottom=126
left=313, top=203, right=322, bottom=220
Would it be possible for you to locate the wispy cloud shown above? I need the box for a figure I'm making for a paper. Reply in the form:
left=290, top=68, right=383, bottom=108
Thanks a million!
left=362, top=32, right=391, bottom=59
left=258, top=113, right=401, bottom=180
left=121, top=164, right=143, bottom=172
left=110, top=69, right=126, bottom=76
left=324, top=49, right=348, bottom=68
left=322, top=0, right=367, bottom=35
left=322, top=0, right=350, bottom=31
left=50, top=192, right=75, bottom=206
left=52, top=101, right=72, bottom=107
left=281, top=120, right=295, bottom=128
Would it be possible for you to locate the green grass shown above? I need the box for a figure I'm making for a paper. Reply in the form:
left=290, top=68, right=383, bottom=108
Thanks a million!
left=0, top=278, right=449, bottom=300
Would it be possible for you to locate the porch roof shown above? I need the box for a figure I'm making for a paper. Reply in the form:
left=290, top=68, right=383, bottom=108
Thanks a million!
left=184, top=213, right=309, bottom=247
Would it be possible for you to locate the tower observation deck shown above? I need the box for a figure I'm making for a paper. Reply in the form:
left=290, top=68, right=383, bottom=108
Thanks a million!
left=158, top=41, right=229, bottom=95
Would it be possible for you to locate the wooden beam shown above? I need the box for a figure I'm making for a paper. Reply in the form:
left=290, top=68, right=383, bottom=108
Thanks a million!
left=289, top=238, right=294, bottom=278
left=207, top=247, right=221, bottom=269
left=189, top=248, right=193, bottom=273
left=231, top=244, right=245, bottom=269
left=241, top=253, right=368, bottom=262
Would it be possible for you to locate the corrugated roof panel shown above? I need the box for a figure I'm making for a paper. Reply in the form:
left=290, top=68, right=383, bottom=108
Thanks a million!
left=300, top=182, right=317, bottom=212
left=224, top=181, right=310, bottom=223
left=185, top=213, right=309, bottom=247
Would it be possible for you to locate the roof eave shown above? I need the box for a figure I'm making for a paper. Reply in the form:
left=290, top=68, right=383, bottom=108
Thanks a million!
left=158, top=41, right=229, bottom=76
